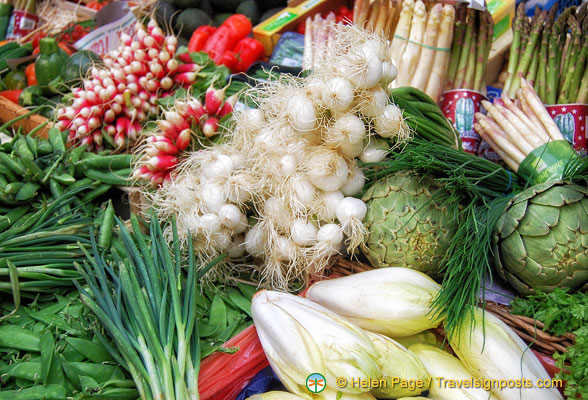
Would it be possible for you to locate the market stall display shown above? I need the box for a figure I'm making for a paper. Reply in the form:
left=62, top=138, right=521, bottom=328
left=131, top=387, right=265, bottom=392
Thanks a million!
left=1, top=0, right=587, bottom=399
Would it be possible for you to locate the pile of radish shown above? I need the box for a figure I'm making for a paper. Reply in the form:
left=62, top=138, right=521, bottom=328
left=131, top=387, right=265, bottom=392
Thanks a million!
left=55, top=19, right=200, bottom=150
left=133, top=86, right=238, bottom=186
left=149, top=25, right=409, bottom=288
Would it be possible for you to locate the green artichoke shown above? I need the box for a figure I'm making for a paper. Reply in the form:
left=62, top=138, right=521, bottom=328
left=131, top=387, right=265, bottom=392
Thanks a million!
left=493, top=181, right=588, bottom=294
left=361, top=171, right=458, bottom=279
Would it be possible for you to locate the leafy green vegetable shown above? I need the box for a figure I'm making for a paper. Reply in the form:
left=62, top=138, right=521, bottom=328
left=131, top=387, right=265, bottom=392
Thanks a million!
left=511, top=288, right=588, bottom=398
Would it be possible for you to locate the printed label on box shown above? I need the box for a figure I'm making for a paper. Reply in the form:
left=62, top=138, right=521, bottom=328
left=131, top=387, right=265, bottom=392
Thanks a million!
left=73, top=11, right=136, bottom=56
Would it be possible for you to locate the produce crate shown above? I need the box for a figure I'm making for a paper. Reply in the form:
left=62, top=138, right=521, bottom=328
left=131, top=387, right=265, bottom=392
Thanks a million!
left=0, top=96, right=50, bottom=138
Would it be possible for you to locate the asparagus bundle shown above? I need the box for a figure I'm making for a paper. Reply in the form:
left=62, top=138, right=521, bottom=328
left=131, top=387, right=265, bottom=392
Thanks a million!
left=504, top=3, right=588, bottom=103
left=475, top=79, right=567, bottom=172
left=354, top=0, right=403, bottom=39
left=302, top=12, right=339, bottom=71
left=387, top=0, right=455, bottom=102
left=444, top=6, right=494, bottom=93
left=0, top=0, right=12, bottom=40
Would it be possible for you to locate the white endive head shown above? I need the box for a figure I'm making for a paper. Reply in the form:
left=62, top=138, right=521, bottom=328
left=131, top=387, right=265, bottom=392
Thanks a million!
left=246, top=392, right=310, bottom=400
left=365, top=331, right=430, bottom=399
left=409, top=343, right=496, bottom=400
left=305, top=268, right=443, bottom=337
left=252, top=291, right=382, bottom=396
left=449, top=307, right=563, bottom=400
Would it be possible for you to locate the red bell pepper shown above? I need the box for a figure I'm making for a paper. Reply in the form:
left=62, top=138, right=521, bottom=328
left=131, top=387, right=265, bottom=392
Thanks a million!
left=32, top=31, right=47, bottom=50
left=25, top=63, right=37, bottom=86
left=218, top=49, right=238, bottom=71
left=188, top=25, right=216, bottom=53
left=233, top=37, right=265, bottom=73
left=0, top=89, right=23, bottom=104
left=203, top=14, right=251, bottom=64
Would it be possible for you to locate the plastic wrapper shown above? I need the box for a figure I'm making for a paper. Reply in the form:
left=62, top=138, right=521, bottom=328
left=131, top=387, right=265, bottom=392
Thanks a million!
left=546, top=104, right=588, bottom=156
left=440, top=89, right=487, bottom=154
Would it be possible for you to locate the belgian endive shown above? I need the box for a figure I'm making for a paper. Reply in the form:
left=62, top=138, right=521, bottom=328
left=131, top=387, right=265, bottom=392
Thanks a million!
left=409, top=343, right=496, bottom=400
left=305, top=268, right=443, bottom=336
left=449, top=307, right=563, bottom=400
left=252, top=291, right=382, bottom=396
left=365, top=331, right=430, bottom=399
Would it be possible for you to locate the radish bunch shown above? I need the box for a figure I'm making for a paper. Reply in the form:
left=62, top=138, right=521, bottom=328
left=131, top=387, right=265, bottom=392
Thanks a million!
left=133, top=85, right=238, bottom=186
left=55, top=19, right=200, bottom=151
left=151, top=24, right=410, bottom=289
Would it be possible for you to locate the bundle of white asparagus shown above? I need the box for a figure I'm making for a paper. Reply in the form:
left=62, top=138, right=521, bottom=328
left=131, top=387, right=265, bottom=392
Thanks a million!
left=475, top=78, right=567, bottom=172
left=353, top=0, right=402, bottom=38
left=302, top=12, right=341, bottom=71
left=388, top=0, right=455, bottom=102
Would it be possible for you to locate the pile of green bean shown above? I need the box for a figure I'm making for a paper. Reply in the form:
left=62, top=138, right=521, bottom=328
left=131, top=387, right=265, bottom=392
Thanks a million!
left=0, top=291, right=139, bottom=399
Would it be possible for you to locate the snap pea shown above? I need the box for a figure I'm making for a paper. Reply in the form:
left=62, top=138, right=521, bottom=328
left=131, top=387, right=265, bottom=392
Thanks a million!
left=48, top=127, right=65, bottom=154
left=0, top=174, right=7, bottom=187
left=15, top=182, right=40, bottom=201
left=5, top=182, right=24, bottom=195
left=226, top=288, right=252, bottom=317
left=52, top=173, right=76, bottom=185
left=0, top=384, right=66, bottom=400
left=48, top=178, right=64, bottom=199
left=82, top=168, right=131, bottom=186
left=65, top=177, right=94, bottom=193
left=65, top=337, right=113, bottom=363
left=14, top=137, right=34, bottom=161
left=208, top=293, right=227, bottom=329
left=81, top=183, right=112, bottom=204
left=0, top=152, right=25, bottom=176
left=25, top=135, right=38, bottom=158
left=79, top=154, right=134, bottom=171
left=0, top=325, right=41, bottom=351
left=18, top=157, right=44, bottom=182
left=0, top=205, right=29, bottom=231
left=37, top=139, right=53, bottom=155
left=0, top=162, right=18, bottom=181
left=98, top=200, right=115, bottom=249
left=4, top=362, right=41, bottom=382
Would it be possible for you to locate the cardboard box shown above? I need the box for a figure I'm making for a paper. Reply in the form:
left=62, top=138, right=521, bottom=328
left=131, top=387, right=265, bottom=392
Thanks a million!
left=0, top=96, right=50, bottom=138
left=487, top=0, right=515, bottom=41
left=253, top=0, right=346, bottom=56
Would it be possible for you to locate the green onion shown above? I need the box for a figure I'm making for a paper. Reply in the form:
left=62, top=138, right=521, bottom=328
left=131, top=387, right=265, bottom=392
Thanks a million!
left=75, top=212, right=225, bottom=400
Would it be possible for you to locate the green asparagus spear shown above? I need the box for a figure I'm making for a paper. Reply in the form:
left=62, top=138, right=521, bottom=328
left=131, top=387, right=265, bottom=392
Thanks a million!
left=576, top=61, right=588, bottom=103
left=479, top=12, right=494, bottom=93
left=568, top=37, right=588, bottom=103
left=558, top=16, right=582, bottom=104
left=473, top=11, right=488, bottom=92
left=454, top=8, right=475, bottom=89
left=508, top=8, right=545, bottom=98
left=527, top=42, right=540, bottom=86
left=503, top=3, right=526, bottom=95
left=462, top=11, right=478, bottom=89
left=445, top=5, right=467, bottom=90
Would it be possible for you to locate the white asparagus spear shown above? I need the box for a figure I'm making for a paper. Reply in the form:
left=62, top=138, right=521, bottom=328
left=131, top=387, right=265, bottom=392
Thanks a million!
left=424, top=4, right=455, bottom=102
left=501, top=95, right=550, bottom=143
left=302, top=16, right=313, bottom=71
left=396, top=0, right=427, bottom=87
left=389, top=0, right=415, bottom=68
left=481, top=101, right=535, bottom=156
left=476, top=121, right=520, bottom=171
left=495, top=103, right=545, bottom=148
left=519, top=79, right=565, bottom=141
left=411, top=3, right=443, bottom=91
left=374, top=0, right=390, bottom=35
left=478, top=114, right=526, bottom=166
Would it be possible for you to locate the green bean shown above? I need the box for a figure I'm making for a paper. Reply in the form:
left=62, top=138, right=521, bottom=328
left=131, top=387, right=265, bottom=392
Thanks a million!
left=28, top=120, right=50, bottom=138
left=99, top=200, right=115, bottom=249
left=65, top=177, right=95, bottom=192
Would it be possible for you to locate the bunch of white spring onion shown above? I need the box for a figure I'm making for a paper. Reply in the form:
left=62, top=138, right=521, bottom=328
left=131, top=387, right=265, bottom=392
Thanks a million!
left=150, top=24, right=410, bottom=288
left=133, top=86, right=238, bottom=186
left=55, top=19, right=199, bottom=150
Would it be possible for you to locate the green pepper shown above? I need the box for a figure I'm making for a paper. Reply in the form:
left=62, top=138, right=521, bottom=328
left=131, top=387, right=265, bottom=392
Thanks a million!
left=35, top=38, right=69, bottom=91
left=3, top=69, right=27, bottom=90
